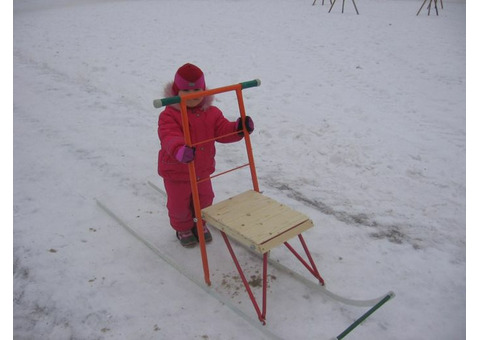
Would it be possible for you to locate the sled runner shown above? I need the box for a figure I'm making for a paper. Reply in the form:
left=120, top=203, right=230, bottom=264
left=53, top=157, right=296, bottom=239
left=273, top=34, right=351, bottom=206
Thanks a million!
left=153, top=80, right=393, bottom=331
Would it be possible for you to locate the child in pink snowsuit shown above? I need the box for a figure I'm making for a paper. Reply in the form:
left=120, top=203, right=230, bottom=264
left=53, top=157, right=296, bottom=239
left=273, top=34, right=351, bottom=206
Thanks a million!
left=157, top=63, right=254, bottom=247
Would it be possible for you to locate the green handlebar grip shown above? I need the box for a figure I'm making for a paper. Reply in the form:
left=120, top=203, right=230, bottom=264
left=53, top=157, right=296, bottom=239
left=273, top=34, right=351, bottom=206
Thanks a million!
left=153, top=96, right=181, bottom=108
left=241, top=79, right=261, bottom=89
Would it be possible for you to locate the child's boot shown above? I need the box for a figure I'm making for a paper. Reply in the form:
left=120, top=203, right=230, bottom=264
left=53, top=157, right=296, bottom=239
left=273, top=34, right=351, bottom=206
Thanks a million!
left=192, top=224, right=213, bottom=243
left=176, top=230, right=198, bottom=248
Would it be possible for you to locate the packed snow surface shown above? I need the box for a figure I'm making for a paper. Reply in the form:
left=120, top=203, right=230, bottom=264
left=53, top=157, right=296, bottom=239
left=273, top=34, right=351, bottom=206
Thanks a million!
left=13, top=0, right=466, bottom=339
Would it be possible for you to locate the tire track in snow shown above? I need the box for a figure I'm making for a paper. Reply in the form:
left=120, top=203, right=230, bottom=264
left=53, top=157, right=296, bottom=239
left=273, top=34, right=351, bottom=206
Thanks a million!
left=265, top=179, right=423, bottom=250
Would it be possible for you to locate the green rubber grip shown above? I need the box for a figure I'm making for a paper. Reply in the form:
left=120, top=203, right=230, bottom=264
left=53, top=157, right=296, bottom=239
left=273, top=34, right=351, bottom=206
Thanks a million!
left=153, top=96, right=181, bottom=108
left=241, top=79, right=261, bottom=89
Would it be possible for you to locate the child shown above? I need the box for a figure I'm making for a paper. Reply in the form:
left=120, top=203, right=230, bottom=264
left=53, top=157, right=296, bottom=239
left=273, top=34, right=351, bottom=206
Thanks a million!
left=157, top=63, right=254, bottom=247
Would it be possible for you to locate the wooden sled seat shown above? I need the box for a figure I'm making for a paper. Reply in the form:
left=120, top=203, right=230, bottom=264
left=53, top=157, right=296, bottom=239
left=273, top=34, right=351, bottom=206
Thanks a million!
left=202, top=190, right=314, bottom=254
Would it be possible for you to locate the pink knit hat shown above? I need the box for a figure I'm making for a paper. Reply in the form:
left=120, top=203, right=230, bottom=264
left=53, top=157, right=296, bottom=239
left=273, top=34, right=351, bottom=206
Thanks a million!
left=172, top=63, right=206, bottom=95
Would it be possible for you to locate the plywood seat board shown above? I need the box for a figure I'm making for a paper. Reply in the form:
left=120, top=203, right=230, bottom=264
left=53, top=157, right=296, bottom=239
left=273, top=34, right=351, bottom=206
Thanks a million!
left=202, top=190, right=313, bottom=253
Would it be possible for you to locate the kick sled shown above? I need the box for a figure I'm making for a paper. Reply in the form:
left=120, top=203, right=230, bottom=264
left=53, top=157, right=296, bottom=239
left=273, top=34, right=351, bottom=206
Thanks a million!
left=153, top=80, right=393, bottom=338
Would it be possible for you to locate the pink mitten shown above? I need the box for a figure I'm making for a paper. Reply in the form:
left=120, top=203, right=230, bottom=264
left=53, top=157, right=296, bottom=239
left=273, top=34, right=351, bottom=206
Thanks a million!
left=175, top=145, right=195, bottom=163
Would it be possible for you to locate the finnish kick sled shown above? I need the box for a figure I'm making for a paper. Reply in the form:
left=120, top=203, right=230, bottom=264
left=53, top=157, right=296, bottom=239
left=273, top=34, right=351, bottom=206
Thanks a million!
left=153, top=80, right=394, bottom=338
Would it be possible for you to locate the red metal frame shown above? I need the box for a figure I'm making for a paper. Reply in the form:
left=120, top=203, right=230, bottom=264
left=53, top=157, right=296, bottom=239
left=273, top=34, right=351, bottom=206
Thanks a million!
left=178, top=82, right=324, bottom=323
left=285, top=234, right=325, bottom=286
left=221, top=232, right=268, bottom=324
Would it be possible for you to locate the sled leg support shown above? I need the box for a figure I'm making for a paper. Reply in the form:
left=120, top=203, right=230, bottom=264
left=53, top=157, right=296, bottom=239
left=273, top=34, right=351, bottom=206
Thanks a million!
left=284, top=234, right=325, bottom=285
left=333, top=291, right=395, bottom=340
left=221, top=231, right=324, bottom=325
left=203, top=190, right=325, bottom=324
left=222, top=232, right=268, bottom=324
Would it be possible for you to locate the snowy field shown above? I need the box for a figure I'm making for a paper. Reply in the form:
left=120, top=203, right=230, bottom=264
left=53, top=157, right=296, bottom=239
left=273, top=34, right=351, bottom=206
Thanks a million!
left=12, top=0, right=468, bottom=339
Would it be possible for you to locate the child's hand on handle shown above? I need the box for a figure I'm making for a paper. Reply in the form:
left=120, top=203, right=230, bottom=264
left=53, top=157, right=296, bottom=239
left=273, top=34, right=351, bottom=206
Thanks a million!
left=236, top=116, right=255, bottom=136
left=175, top=145, right=196, bottom=163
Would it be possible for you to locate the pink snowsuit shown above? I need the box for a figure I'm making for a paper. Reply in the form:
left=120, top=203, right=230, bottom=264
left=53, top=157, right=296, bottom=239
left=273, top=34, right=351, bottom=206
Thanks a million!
left=157, top=84, right=243, bottom=232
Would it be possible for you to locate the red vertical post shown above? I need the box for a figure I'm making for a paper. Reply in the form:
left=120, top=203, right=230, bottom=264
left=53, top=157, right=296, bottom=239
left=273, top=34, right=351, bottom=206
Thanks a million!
left=179, top=100, right=211, bottom=286
left=235, top=88, right=260, bottom=192
left=262, top=252, right=268, bottom=321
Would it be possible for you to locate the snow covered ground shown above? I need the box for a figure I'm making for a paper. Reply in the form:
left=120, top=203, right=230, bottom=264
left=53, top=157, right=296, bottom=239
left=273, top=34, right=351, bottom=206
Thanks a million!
left=12, top=0, right=467, bottom=339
